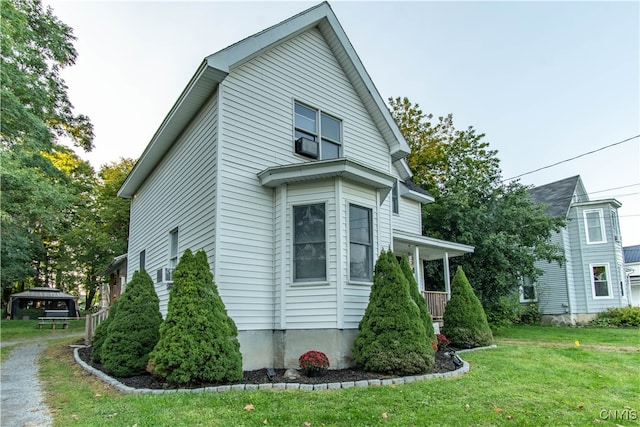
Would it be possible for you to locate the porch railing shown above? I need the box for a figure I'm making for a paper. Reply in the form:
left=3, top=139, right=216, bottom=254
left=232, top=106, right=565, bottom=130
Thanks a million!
left=84, top=308, right=109, bottom=345
left=422, top=291, right=448, bottom=321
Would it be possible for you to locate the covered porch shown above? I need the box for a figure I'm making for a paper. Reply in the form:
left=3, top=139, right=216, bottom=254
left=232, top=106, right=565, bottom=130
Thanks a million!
left=393, top=230, right=474, bottom=320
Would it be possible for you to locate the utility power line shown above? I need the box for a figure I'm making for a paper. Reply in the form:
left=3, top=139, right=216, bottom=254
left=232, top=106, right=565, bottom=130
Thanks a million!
left=503, top=135, right=640, bottom=182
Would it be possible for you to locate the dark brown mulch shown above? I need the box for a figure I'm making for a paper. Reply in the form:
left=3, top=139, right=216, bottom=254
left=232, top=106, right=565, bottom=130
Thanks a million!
left=76, top=346, right=459, bottom=390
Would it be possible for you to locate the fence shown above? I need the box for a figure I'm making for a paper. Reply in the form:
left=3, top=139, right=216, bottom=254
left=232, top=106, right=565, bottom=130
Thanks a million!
left=84, top=309, right=109, bottom=345
left=423, top=291, right=448, bottom=320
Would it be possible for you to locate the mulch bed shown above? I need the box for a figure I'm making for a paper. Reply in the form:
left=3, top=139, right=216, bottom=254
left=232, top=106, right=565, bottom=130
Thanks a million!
left=76, top=346, right=460, bottom=390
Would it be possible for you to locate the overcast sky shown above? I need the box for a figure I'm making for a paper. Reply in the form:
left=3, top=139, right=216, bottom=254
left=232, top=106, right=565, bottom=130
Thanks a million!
left=47, top=0, right=639, bottom=245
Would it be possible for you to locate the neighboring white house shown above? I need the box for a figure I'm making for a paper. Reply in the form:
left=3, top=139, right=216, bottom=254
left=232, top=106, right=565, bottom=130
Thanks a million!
left=528, top=176, right=629, bottom=325
left=623, top=245, right=640, bottom=307
left=118, top=2, right=473, bottom=370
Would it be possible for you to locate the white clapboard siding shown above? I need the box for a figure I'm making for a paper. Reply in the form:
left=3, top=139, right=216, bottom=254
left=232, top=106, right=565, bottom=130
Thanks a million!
left=394, top=194, right=422, bottom=235
left=126, top=94, right=219, bottom=316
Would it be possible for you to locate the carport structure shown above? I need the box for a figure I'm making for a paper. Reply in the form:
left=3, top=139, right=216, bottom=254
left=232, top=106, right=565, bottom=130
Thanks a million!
left=6, top=287, right=79, bottom=319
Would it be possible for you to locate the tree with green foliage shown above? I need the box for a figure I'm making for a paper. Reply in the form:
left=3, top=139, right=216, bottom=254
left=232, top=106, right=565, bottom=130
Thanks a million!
left=399, top=256, right=436, bottom=347
left=100, top=270, right=162, bottom=377
left=353, top=250, right=434, bottom=375
left=442, top=267, right=493, bottom=348
left=389, top=97, right=565, bottom=325
left=1, top=0, right=95, bottom=302
left=148, top=249, right=242, bottom=384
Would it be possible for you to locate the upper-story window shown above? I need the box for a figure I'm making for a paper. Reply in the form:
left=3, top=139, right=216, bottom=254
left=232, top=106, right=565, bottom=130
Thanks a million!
left=169, top=228, right=179, bottom=269
left=583, top=209, right=606, bottom=244
left=139, top=249, right=146, bottom=271
left=392, top=181, right=399, bottom=214
left=293, top=203, right=326, bottom=282
left=294, top=102, right=341, bottom=160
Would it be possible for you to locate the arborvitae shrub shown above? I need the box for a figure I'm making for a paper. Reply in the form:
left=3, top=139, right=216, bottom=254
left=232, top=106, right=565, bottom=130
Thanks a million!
left=442, top=267, right=493, bottom=347
left=148, top=249, right=243, bottom=384
left=91, top=297, right=121, bottom=363
left=399, top=256, right=437, bottom=348
left=352, top=249, right=434, bottom=375
left=100, top=270, right=162, bottom=377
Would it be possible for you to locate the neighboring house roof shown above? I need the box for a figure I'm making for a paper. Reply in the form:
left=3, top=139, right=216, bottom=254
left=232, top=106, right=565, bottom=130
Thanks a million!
left=101, top=254, right=127, bottom=276
left=529, top=175, right=582, bottom=218
left=8, top=287, right=78, bottom=300
left=624, top=245, right=640, bottom=263
left=119, top=2, right=411, bottom=198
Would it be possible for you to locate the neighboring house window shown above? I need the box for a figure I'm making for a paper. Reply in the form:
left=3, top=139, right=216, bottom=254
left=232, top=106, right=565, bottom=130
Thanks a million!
left=139, top=250, right=146, bottom=271
left=294, top=102, right=341, bottom=160
left=169, top=228, right=179, bottom=269
left=591, top=264, right=612, bottom=298
left=519, top=276, right=536, bottom=302
left=349, top=204, right=373, bottom=282
left=392, top=181, right=399, bottom=214
left=293, top=204, right=326, bottom=282
left=584, top=209, right=606, bottom=244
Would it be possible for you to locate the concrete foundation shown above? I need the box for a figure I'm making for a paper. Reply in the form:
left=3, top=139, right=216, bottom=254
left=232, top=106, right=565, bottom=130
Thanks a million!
left=237, top=329, right=359, bottom=370
left=540, top=313, right=598, bottom=326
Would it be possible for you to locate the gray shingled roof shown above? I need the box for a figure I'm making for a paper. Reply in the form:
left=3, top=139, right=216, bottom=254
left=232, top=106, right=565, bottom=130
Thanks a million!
left=624, top=245, right=640, bottom=263
left=529, top=175, right=581, bottom=218
left=403, top=179, right=433, bottom=198
left=9, top=287, right=78, bottom=300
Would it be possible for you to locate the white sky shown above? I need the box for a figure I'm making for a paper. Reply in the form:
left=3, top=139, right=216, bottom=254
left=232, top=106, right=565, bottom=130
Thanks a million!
left=47, top=0, right=639, bottom=245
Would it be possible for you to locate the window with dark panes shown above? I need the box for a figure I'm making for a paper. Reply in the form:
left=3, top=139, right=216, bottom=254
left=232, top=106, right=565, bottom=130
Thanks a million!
left=294, top=102, right=341, bottom=160
left=294, top=204, right=326, bottom=281
left=349, top=204, right=373, bottom=281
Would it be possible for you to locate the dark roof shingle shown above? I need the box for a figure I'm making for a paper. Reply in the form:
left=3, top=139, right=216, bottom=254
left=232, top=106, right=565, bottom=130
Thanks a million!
left=529, top=175, right=581, bottom=218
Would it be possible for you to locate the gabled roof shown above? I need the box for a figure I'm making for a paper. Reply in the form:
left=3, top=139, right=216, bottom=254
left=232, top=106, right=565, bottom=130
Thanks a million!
left=529, top=175, right=582, bottom=218
left=119, top=2, right=411, bottom=198
left=624, top=245, right=640, bottom=264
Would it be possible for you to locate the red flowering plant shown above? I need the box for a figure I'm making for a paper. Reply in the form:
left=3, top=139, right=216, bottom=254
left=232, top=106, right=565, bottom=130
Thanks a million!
left=436, top=334, right=450, bottom=351
left=298, top=350, right=330, bottom=371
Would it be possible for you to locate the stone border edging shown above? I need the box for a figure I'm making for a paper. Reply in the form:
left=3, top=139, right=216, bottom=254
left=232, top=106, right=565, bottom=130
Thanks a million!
left=73, top=346, right=496, bottom=394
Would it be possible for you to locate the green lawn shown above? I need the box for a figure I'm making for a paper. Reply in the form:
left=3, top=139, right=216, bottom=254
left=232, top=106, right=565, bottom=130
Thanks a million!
left=1, top=318, right=86, bottom=341
left=40, top=325, right=639, bottom=426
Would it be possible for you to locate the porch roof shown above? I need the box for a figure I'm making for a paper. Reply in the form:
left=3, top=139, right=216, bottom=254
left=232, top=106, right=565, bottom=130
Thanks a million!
left=393, top=230, right=474, bottom=261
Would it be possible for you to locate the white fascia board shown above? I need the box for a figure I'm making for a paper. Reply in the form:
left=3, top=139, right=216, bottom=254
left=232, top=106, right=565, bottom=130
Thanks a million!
left=118, top=63, right=226, bottom=198
left=572, top=199, right=622, bottom=209
left=258, top=158, right=395, bottom=190
left=400, top=183, right=434, bottom=204
left=393, top=230, right=475, bottom=257
left=393, top=159, right=412, bottom=181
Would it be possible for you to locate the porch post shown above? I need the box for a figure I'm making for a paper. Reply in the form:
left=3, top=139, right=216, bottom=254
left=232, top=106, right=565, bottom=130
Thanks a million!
left=412, top=245, right=422, bottom=292
left=443, top=251, right=451, bottom=300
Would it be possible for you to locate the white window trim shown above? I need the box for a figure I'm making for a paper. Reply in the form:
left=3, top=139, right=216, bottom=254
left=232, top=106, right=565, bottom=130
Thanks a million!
left=347, top=202, right=375, bottom=285
left=519, top=283, right=537, bottom=303
left=168, top=227, right=179, bottom=269
left=590, top=262, right=613, bottom=299
left=291, top=201, right=329, bottom=286
left=583, top=208, right=606, bottom=244
left=392, top=181, right=399, bottom=215
left=293, top=101, right=342, bottom=161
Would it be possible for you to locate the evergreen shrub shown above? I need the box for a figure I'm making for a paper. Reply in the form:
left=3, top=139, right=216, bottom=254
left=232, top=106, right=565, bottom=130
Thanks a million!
left=147, top=249, right=243, bottom=384
left=352, top=249, right=434, bottom=375
left=100, top=270, right=162, bottom=377
left=91, top=297, right=121, bottom=363
left=399, top=255, right=437, bottom=347
left=442, top=266, right=493, bottom=347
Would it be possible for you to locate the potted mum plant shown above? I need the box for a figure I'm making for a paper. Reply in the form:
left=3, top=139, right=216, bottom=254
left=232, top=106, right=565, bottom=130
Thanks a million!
left=298, top=350, right=330, bottom=377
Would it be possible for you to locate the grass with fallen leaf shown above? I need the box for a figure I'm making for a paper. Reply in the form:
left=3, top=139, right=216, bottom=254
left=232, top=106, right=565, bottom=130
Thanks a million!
left=41, top=325, right=639, bottom=426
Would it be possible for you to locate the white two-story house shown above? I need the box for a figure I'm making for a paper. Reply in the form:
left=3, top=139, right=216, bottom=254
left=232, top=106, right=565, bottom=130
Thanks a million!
left=528, top=175, right=629, bottom=325
left=118, top=2, right=473, bottom=370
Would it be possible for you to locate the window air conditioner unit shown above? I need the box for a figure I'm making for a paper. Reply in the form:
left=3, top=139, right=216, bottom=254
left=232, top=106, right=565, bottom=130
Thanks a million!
left=156, top=267, right=175, bottom=290
left=295, top=137, right=318, bottom=159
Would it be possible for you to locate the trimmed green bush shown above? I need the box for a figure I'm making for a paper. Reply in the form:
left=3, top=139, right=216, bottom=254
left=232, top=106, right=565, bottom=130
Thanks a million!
left=399, top=255, right=437, bottom=347
left=442, top=266, right=493, bottom=347
left=91, top=297, right=121, bottom=363
left=100, top=270, right=162, bottom=377
left=590, top=306, right=640, bottom=327
left=353, top=249, right=434, bottom=375
left=148, top=249, right=242, bottom=384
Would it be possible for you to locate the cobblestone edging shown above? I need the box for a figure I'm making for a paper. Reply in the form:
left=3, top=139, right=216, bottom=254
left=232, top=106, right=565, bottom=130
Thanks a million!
left=73, top=345, right=496, bottom=394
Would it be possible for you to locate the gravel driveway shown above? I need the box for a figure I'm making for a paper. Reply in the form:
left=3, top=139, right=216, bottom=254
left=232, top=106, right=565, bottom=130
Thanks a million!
left=1, top=334, right=81, bottom=427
